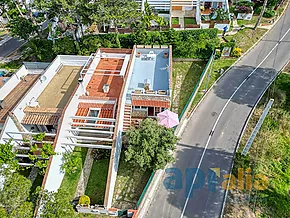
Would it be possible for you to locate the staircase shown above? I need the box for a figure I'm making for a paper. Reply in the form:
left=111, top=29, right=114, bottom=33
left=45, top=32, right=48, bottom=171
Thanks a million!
left=123, top=104, right=132, bottom=131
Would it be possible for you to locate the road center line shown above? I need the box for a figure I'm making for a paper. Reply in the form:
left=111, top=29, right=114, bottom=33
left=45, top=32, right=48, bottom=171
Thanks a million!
left=180, top=26, right=290, bottom=218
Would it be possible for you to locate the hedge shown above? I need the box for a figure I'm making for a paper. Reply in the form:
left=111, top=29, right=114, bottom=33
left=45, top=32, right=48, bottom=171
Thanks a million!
left=26, top=28, right=219, bottom=62
left=79, top=28, right=219, bottom=59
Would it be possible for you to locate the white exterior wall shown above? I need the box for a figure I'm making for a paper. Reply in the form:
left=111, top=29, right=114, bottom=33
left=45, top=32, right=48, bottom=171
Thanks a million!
left=140, top=0, right=171, bottom=11
left=44, top=55, right=96, bottom=192
left=0, top=66, right=28, bottom=101
left=106, top=50, right=136, bottom=207
left=214, top=23, right=230, bottom=30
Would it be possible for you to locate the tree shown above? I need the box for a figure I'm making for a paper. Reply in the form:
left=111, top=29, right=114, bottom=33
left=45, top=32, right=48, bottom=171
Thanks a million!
left=52, top=36, right=77, bottom=54
left=40, top=188, right=76, bottom=218
left=22, top=39, right=54, bottom=61
left=61, top=150, right=82, bottom=174
left=10, top=201, right=33, bottom=218
left=124, top=118, right=178, bottom=170
left=0, top=141, right=18, bottom=169
left=8, top=17, right=37, bottom=40
left=88, top=0, right=141, bottom=32
left=142, top=1, right=154, bottom=29
left=0, top=172, right=32, bottom=214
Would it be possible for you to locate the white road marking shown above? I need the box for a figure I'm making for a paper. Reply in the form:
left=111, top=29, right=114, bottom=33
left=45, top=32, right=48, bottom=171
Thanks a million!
left=180, top=26, right=290, bottom=218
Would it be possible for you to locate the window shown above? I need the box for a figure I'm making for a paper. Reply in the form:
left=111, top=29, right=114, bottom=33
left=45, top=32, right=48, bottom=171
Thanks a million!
left=87, top=109, right=100, bottom=123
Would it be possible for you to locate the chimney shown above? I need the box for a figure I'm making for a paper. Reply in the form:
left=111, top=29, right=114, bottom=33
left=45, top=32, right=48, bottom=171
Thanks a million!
left=103, top=84, right=109, bottom=93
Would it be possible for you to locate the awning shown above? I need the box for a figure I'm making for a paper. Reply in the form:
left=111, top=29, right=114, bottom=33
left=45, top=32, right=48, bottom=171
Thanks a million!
left=132, top=99, right=170, bottom=108
left=21, top=107, right=62, bottom=125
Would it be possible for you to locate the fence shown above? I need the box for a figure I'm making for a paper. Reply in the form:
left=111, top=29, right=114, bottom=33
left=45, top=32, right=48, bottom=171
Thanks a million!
left=178, top=50, right=215, bottom=120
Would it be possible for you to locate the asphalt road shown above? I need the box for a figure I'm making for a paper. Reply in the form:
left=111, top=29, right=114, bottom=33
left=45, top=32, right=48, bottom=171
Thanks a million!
left=146, top=6, right=290, bottom=218
left=0, top=37, right=26, bottom=58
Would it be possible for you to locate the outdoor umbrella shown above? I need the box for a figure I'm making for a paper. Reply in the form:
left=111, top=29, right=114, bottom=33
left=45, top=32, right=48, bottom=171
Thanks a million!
left=157, top=110, right=179, bottom=128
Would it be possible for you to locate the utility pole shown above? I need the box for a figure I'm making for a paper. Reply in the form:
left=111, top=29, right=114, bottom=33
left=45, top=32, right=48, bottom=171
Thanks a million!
left=254, top=0, right=268, bottom=30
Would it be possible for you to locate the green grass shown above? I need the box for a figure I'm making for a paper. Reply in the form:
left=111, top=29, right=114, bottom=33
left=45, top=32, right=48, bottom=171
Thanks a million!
left=226, top=73, right=290, bottom=217
left=184, top=17, right=197, bottom=25
left=60, top=147, right=88, bottom=200
left=85, top=159, right=109, bottom=205
left=225, top=28, right=267, bottom=53
left=172, top=61, right=206, bottom=115
left=172, top=17, right=179, bottom=25
left=237, top=15, right=269, bottom=26
left=190, top=58, right=237, bottom=109
left=112, top=153, right=151, bottom=209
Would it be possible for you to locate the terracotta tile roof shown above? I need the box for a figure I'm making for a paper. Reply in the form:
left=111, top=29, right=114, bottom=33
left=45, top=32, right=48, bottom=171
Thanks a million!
left=0, top=74, right=40, bottom=123
left=97, top=109, right=114, bottom=128
left=22, top=107, right=63, bottom=125
left=73, top=104, right=114, bottom=127
left=86, top=75, right=123, bottom=98
left=78, top=103, right=114, bottom=110
left=24, top=107, right=63, bottom=114
left=78, top=96, right=117, bottom=101
left=73, top=108, right=89, bottom=124
left=94, top=58, right=124, bottom=74
left=22, top=114, right=60, bottom=125
left=132, top=99, right=170, bottom=108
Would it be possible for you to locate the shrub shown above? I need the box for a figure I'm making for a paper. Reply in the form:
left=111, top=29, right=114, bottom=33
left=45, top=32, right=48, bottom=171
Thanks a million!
left=53, top=36, right=77, bottom=55
left=61, top=151, right=82, bottom=175
left=263, top=9, right=276, bottom=18
left=254, top=6, right=262, bottom=15
left=231, top=47, right=242, bottom=57
left=236, top=0, right=254, bottom=7
left=91, top=149, right=111, bottom=160
left=78, top=195, right=90, bottom=206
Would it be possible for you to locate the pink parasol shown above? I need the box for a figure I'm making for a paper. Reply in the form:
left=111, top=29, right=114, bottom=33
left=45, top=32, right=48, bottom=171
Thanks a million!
left=157, top=110, right=179, bottom=128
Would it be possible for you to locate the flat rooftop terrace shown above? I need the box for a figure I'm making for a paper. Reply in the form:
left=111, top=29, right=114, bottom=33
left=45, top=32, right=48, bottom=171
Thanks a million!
left=128, top=48, right=170, bottom=94
left=37, top=66, right=82, bottom=108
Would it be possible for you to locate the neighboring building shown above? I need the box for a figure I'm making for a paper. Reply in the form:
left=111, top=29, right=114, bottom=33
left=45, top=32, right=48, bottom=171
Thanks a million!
left=139, top=0, right=230, bottom=30
left=171, top=0, right=230, bottom=29
left=0, top=45, right=172, bottom=211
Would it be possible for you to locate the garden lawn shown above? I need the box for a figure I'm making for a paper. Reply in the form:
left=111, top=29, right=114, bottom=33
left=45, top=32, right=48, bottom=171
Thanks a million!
left=172, top=17, right=179, bottom=25
left=184, top=17, right=197, bottom=25
left=85, top=159, right=109, bottom=205
left=112, top=153, right=151, bottom=209
left=225, top=28, right=267, bottom=53
left=171, top=61, right=207, bottom=115
left=60, top=147, right=88, bottom=199
left=237, top=15, right=269, bottom=26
